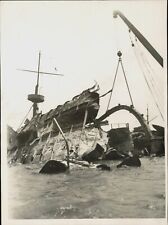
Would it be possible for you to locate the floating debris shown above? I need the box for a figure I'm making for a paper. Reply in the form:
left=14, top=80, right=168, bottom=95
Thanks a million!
left=104, top=148, right=126, bottom=160
left=82, top=143, right=105, bottom=163
left=117, top=155, right=141, bottom=168
left=96, top=164, right=111, bottom=171
left=39, top=160, right=68, bottom=174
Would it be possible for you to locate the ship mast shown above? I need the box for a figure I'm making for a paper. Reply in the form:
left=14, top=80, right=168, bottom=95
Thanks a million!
left=146, top=104, right=149, bottom=125
left=18, top=52, right=64, bottom=117
left=33, top=51, right=41, bottom=117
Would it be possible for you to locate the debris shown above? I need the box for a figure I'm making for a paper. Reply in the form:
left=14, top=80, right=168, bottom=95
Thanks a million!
left=96, top=164, right=111, bottom=171
left=19, top=84, right=100, bottom=146
left=7, top=125, right=18, bottom=152
left=107, top=126, right=133, bottom=155
left=39, top=160, right=68, bottom=174
left=64, top=159, right=90, bottom=167
left=116, top=155, right=141, bottom=168
left=82, top=143, right=105, bottom=163
left=103, top=148, right=126, bottom=160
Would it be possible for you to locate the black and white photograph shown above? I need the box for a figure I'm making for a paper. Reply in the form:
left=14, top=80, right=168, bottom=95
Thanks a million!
left=1, top=1, right=167, bottom=225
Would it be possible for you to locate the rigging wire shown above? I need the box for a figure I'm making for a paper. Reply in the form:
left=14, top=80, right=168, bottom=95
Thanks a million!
left=132, top=42, right=164, bottom=121
left=18, top=104, right=33, bottom=130
left=106, top=59, right=120, bottom=111
left=141, top=54, right=163, bottom=105
left=120, top=59, right=134, bottom=106
left=131, top=33, right=163, bottom=104
left=130, top=32, right=162, bottom=97
left=135, top=40, right=164, bottom=114
left=106, top=52, right=134, bottom=112
left=135, top=39, right=163, bottom=105
left=135, top=49, right=164, bottom=121
left=128, top=30, right=164, bottom=121
left=149, top=115, right=158, bottom=123
left=100, top=21, right=135, bottom=112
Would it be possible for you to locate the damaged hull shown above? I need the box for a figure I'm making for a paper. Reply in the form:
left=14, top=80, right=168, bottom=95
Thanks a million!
left=17, top=85, right=100, bottom=145
left=8, top=85, right=102, bottom=164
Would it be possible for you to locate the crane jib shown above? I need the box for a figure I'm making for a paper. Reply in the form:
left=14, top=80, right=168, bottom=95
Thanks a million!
left=113, top=11, right=163, bottom=67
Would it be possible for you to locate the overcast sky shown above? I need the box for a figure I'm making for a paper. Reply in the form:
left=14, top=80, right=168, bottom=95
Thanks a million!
left=1, top=1, right=167, bottom=131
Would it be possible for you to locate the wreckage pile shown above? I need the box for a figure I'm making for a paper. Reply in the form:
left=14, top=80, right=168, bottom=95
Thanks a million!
left=7, top=84, right=107, bottom=164
left=8, top=124, right=108, bottom=165
left=7, top=84, right=165, bottom=167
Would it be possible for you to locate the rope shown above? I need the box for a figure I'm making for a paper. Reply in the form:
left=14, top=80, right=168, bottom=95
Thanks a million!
left=18, top=104, right=33, bottom=129
left=133, top=45, right=164, bottom=121
left=120, top=60, right=134, bottom=106
left=149, top=115, right=158, bottom=123
left=128, top=31, right=163, bottom=105
left=106, top=59, right=120, bottom=111
left=84, top=53, right=135, bottom=113
left=106, top=55, right=134, bottom=112
left=134, top=41, right=164, bottom=115
left=84, top=85, right=116, bottom=109
left=128, top=31, right=164, bottom=119
left=136, top=41, right=163, bottom=107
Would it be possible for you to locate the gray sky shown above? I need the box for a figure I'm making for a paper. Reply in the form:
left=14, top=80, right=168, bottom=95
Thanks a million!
left=1, top=1, right=167, bottom=131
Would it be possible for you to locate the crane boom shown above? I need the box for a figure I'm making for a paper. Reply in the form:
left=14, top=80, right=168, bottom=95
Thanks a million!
left=113, top=10, right=163, bottom=67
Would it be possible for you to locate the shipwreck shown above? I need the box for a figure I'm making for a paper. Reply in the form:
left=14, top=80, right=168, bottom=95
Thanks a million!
left=7, top=10, right=165, bottom=167
left=7, top=82, right=105, bottom=164
left=17, top=83, right=100, bottom=145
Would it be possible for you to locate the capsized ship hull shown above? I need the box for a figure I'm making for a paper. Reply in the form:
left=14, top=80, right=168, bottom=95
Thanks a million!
left=17, top=84, right=100, bottom=145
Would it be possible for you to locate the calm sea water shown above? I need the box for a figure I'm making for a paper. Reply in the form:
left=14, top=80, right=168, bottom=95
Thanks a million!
left=8, top=157, right=165, bottom=219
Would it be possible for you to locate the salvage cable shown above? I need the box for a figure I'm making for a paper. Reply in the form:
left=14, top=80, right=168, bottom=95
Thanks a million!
left=130, top=32, right=163, bottom=111
left=134, top=40, right=164, bottom=119
left=136, top=40, right=163, bottom=107
left=132, top=41, right=164, bottom=121
left=87, top=63, right=134, bottom=110
left=128, top=29, right=164, bottom=121
left=106, top=51, right=134, bottom=112
left=120, top=58, right=134, bottom=106
left=106, top=58, right=120, bottom=111
left=79, top=51, right=135, bottom=113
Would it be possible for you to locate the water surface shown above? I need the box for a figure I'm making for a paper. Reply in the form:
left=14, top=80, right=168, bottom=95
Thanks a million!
left=8, top=157, right=165, bottom=219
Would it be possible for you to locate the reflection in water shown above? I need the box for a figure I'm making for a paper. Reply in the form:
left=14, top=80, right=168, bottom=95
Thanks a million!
left=8, top=157, right=165, bottom=219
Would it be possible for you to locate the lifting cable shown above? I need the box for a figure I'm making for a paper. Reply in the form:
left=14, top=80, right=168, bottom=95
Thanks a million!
left=132, top=41, right=164, bottom=121
left=135, top=48, right=164, bottom=121
left=103, top=18, right=121, bottom=111
left=87, top=28, right=135, bottom=111
left=128, top=30, right=164, bottom=121
left=120, top=58, right=134, bottom=106
left=106, top=51, right=134, bottom=112
left=136, top=40, right=163, bottom=104
left=129, top=31, right=163, bottom=108
left=134, top=39, right=164, bottom=112
left=85, top=84, right=117, bottom=109
left=106, top=59, right=120, bottom=111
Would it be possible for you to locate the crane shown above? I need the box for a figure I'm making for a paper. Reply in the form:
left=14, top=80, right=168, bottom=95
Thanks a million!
left=113, top=10, right=163, bottom=67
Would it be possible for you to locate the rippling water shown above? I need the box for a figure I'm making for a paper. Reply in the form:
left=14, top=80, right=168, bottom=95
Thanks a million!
left=8, top=157, right=165, bottom=219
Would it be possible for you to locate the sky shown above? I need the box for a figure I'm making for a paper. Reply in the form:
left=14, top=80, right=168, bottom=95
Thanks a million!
left=1, top=1, right=167, bottom=131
